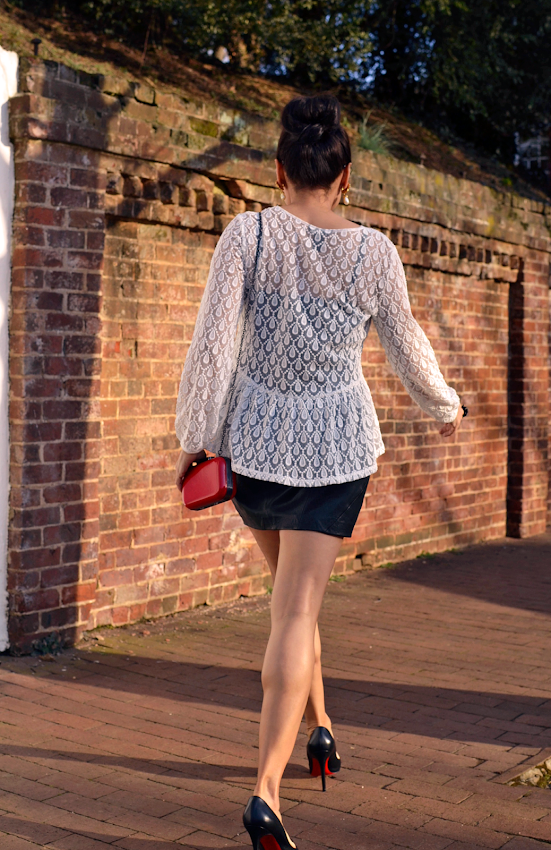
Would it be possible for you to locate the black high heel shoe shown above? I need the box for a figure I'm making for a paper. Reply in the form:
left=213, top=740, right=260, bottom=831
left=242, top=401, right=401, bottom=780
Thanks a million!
left=306, top=726, right=341, bottom=792
left=243, top=796, right=297, bottom=850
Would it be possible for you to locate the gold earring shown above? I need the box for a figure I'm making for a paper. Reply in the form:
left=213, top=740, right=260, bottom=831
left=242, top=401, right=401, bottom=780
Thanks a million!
left=342, top=184, right=350, bottom=206
left=276, top=181, right=286, bottom=201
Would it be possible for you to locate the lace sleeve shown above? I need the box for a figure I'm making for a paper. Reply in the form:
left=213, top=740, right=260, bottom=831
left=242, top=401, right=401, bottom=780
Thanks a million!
left=175, top=213, right=250, bottom=452
left=372, top=237, right=460, bottom=423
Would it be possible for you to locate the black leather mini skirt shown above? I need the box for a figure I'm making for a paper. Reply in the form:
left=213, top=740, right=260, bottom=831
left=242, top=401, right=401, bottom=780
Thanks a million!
left=233, top=473, right=370, bottom=539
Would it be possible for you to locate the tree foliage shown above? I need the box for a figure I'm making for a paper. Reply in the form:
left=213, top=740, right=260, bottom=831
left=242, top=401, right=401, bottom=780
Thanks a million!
left=367, top=0, right=551, bottom=153
left=11, top=0, right=551, bottom=155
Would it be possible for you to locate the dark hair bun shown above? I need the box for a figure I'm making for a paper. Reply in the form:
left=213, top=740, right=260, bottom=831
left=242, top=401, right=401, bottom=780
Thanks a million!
left=281, top=96, right=340, bottom=145
left=277, top=95, right=350, bottom=190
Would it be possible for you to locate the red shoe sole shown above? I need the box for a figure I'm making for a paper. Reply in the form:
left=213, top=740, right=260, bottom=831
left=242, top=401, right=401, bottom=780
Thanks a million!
left=309, top=757, right=335, bottom=778
left=260, top=835, right=282, bottom=850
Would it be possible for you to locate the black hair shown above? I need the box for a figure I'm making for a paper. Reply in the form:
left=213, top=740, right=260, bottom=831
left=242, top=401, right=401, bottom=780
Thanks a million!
left=276, top=95, right=351, bottom=190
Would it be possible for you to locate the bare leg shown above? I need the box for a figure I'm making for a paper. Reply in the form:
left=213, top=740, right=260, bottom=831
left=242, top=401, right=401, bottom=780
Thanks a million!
left=250, top=529, right=342, bottom=818
left=304, top=625, right=332, bottom=737
left=250, top=529, right=333, bottom=737
left=249, top=528, right=280, bottom=577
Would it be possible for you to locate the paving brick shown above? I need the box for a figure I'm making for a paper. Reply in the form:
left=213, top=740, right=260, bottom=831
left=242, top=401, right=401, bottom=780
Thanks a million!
left=0, top=765, right=63, bottom=801
left=441, top=843, right=496, bottom=850
left=0, top=812, right=70, bottom=845
left=363, top=819, right=453, bottom=850
left=500, top=840, right=551, bottom=850
left=419, top=817, right=510, bottom=849
left=0, top=790, right=133, bottom=842
left=384, top=778, right=473, bottom=803
left=350, top=799, right=431, bottom=829
left=482, top=816, right=551, bottom=841
left=46, top=836, right=116, bottom=849
left=46, top=791, right=193, bottom=840
left=0, top=756, right=54, bottom=783
left=0, top=833, right=43, bottom=850
left=175, top=832, right=248, bottom=848
left=298, top=822, right=391, bottom=850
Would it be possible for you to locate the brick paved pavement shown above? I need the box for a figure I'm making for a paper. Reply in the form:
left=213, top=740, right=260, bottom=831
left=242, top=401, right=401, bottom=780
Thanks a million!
left=0, top=532, right=550, bottom=850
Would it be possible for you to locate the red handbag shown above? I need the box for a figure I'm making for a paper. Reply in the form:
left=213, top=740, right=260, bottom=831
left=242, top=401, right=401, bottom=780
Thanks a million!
left=182, top=455, right=236, bottom=511
left=180, top=211, right=263, bottom=512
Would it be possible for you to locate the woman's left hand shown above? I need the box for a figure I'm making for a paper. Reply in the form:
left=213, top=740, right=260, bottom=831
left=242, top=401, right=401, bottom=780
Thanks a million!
left=439, top=403, right=465, bottom=438
left=175, top=449, right=207, bottom=491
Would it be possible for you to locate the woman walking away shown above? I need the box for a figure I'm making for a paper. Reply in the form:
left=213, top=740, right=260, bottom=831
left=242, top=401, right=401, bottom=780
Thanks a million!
left=175, top=94, right=465, bottom=850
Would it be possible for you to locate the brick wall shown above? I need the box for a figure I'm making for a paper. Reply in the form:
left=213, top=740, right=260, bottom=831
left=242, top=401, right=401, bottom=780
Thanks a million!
left=6, top=58, right=551, bottom=651
left=8, top=133, right=104, bottom=646
left=96, top=220, right=266, bottom=628
left=355, top=268, right=509, bottom=567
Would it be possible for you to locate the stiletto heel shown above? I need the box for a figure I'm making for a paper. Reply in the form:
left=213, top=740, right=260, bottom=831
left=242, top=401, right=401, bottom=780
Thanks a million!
left=306, top=726, right=341, bottom=792
left=246, top=826, right=273, bottom=850
left=243, top=796, right=297, bottom=850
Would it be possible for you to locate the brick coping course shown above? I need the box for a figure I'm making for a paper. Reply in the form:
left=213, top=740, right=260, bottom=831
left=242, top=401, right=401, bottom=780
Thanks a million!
left=0, top=531, right=550, bottom=848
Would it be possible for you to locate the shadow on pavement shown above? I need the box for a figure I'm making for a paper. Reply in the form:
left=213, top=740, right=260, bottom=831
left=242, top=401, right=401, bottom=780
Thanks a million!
left=0, top=809, right=223, bottom=848
left=0, top=743, right=260, bottom=781
left=33, top=651, right=551, bottom=746
left=385, top=533, right=551, bottom=615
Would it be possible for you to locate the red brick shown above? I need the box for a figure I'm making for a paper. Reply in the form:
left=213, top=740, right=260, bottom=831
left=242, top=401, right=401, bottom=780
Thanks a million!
left=41, top=564, right=79, bottom=587
left=43, top=442, right=83, bottom=462
left=61, top=582, right=96, bottom=604
left=50, top=187, right=88, bottom=208
left=21, top=464, right=63, bottom=486
left=41, top=604, right=79, bottom=629
left=15, top=587, right=60, bottom=613
left=34, top=291, right=64, bottom=311
left=46, top=228, right=86, bottom=249
left=25, top=206, right=65, bottom=227
left=44, top=270, right=85, bottom=291
left=68, top=209, right=104, bottom=229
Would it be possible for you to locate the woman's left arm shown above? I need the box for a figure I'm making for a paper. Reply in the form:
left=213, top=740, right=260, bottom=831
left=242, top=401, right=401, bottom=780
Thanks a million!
left=372, top=236, right=462, bottom=427
left=174, top=213, right=250, bottom=474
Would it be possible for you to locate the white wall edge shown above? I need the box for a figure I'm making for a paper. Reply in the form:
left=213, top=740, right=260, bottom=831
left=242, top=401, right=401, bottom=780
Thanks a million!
left=0, top=47, right=18, bottom=652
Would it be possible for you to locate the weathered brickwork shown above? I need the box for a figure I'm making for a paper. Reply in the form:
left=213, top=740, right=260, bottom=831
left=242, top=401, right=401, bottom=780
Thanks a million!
left=96, top=220, right=266, bottom=628
left=8, top=132, right=104, bottom=646
left=6, top=58, right=550, bottom=650
left=353, top=268, right=510, bottom=569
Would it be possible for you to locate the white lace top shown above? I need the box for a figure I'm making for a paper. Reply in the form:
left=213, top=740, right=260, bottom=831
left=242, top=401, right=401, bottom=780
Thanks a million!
left=175, top=206, right=460, bottom=486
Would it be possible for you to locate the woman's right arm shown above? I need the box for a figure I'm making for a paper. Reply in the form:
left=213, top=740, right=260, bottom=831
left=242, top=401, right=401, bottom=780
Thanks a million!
left=372, top=236, right=461, bottom=426
left=174, top=213, right=252, bottom=455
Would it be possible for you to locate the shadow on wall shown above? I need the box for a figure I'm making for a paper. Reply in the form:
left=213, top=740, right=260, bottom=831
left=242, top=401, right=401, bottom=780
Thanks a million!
left=507, top=270, right=525, bottom=537
left=8, top=71, right=156, bottom=651
left=9, top=73, right=277, bottom=652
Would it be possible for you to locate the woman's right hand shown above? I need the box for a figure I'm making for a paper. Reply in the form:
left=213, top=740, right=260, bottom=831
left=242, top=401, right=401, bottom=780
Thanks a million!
left=439, top=403, right=465, bottom=438
left=175, top=449, right=207, bottom=491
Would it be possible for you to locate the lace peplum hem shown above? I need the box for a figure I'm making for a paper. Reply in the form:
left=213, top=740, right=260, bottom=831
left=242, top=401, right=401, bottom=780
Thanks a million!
left=229, top=459, right=380, bottom=487
left=208, top=375, right=386, bottom=486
